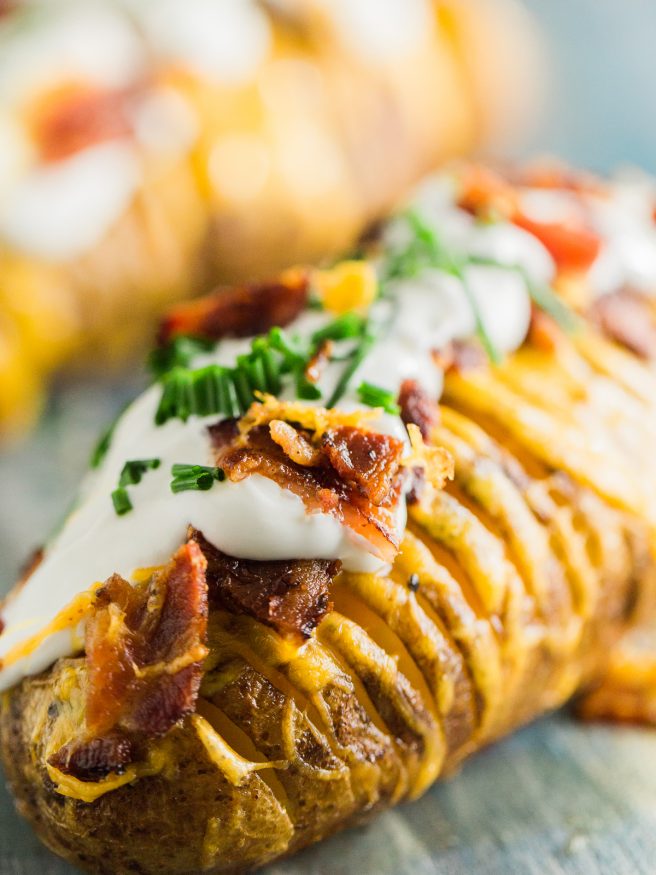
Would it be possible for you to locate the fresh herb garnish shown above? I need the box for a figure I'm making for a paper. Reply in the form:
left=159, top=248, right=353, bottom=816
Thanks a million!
left=468, top=255, right=579, bottom=333
left=356, top=381, right=400, bottom=414
left=326, top=331, right=376, bottom=408
left=91, top=420, right=117, bottom=469
left=311, top=312, right=366, bottom=345
left=148, top=335, right=216, bottom=380
left=154, top=328, right=299, bottom=425
left=118, top=458, right=161, bottom=486
left=111, top=488, right=133, bottom=516
left=90, top=404, right=129, bottom=469
left=381, top=210, right=502, bottom=363
left=111, top=458, right=160, bottom=516
left=170, top=464, right=225, bottom=493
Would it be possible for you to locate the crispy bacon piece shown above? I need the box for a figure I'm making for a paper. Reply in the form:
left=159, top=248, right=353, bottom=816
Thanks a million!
left=397, top=379, right=438, bottom=440
left=48, top=542, right=208, bottom=782
left=189, top=529, right=338, bottom=639
left=158, top=271, right=309, bottom=345
left=456, top=163, right=518, bottom=219
left=588, top=287, right=656, bottom=360
left=526, top=306, right=563, bottom=353
left=305, top=339, right=333, bottom=384
left=28, top=84, right=132, bottom=164
left=433, top=340, right=487, bottom=374
left=49, top=733, right=135, bottom=782
left=269, top=420, right=323, bottom=466
left=321, top=426, right=403, bottom=506
left=209, top=421, right=405, bottom=562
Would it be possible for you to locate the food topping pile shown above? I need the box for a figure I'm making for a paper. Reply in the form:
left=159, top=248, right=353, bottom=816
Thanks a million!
left=1, top=160, right=656, bottom=699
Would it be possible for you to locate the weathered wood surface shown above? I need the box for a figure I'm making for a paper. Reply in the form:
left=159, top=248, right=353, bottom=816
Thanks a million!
left=2, top=716, right=656, bottom=875
left=2, top=388, right=656, bottom=875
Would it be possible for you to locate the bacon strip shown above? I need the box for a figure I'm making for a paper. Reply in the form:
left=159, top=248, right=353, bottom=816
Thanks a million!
left=209, top=421, right=405, bottom=563
left=29, top=84, right=132, bottom=164
left=588, top=287, right=656, bottom=360
left=189, top=529, right=338, bottom=639
left=397, top=379, right=438, bottom=440
left=158, top=271, right=309, bottom=345
left=48, top=542, right=208, bottom=781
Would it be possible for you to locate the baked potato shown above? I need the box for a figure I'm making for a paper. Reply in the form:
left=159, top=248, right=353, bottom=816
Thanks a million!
left=0, top=0, right=542, bottom=438
left=2, top=162, right=656, bottom=874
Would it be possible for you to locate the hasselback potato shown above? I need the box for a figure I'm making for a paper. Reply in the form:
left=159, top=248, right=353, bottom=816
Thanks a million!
left=0, top=0, right=541, bottom=438
left=1, top=161, right=656, bottom=874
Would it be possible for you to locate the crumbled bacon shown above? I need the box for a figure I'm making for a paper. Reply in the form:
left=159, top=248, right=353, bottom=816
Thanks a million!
left=158, top=271, right=309, bottom=345
left=397, top=378, right=438, bottom=440
left=526, top=306, right=562, bottom=353
left=433, top=340, right=487, bottom=374
left=28, top=84, right=132, bottom=164
left=189, top=529, right=338, bottom=639
left=456, top=163, right=518, bottom=219
left=304, top=339, right=333, bottom=384
left=210, top=421, right=405, bottom=563
left=269, top=420, right=323, bottom=466
left=588, top=287, right=656, bottom=360
left=321, top=426, right=404, bottom=506
left=48, top=542, right=208, bottom=781
left=49, top=733, right=135, bottom=782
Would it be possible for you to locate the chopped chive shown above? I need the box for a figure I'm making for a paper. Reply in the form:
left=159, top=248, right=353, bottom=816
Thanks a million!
left=118, top=458, right=160, bottom=488
left=111, top=487, right=132, bottom=516
left=90, top=403, right=129, bottom=469
left=522, top=274, right=580, bottom=333
left=357, top=381, right=400, bottom=414
left=267, top=327, right=305, bottom=368
left=111, top=458, right=160, bottom=516
left=148, top=335, right=216, bottom=380
left=231, top=368, right=253, bottom=413
left=311, top=312, right=366, bottom=345
left=90, top=421, right=116, bottom=469
left=170, top=464, right=225, bottom=493
left=327, top=332, right=376, bottom=408
left=252, top=338, right=282, bottom=394
left=296, top=370, right=323, bottom=401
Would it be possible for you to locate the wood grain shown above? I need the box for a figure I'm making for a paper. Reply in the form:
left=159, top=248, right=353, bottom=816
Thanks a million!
left=2, top=716, right=656, bottom=875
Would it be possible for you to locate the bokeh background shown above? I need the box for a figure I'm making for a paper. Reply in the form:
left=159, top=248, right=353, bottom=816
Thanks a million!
left=522, top=0, right=656, bottom=173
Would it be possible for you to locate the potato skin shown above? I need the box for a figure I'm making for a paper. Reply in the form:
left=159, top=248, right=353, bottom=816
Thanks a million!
left=0, top=660, right=293, bottom=875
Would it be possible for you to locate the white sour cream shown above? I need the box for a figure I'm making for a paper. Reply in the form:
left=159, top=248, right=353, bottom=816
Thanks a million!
left=128, top=0, right=272, bottom=84
left=0, top=142, right=140, bottom=261
left=0, top=174, right=545, bottom=691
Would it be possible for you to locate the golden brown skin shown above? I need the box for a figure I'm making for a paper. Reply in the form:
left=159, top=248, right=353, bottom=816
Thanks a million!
left=2, top=326, right=656, bottom=874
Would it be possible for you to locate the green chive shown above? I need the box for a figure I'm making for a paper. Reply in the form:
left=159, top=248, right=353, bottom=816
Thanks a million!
left=311, top=312, right=366, bottom=345
left=148, top=335, right=216, bottom=380
left=327, top=332, right=376, bottom=408
left=90, top=403, right=129, bottom=468
left=118, top=458, right=160, bottom=488
left=170, top=464, right=225, bottom=493
left=111, top=487, right=132, bottom=516
left=356, top=381, right=400, bottom=414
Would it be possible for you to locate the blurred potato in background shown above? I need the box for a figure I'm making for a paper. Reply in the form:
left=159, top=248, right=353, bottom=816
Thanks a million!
left=0, top=0, right=543, bottom=438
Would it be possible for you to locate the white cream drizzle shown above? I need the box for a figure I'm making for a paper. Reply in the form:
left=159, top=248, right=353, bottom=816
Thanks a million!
left=0, top=170, right=584, bottom=691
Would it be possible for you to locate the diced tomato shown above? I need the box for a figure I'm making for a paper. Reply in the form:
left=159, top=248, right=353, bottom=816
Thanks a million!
left=513, top=212, right=602, bottom=273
